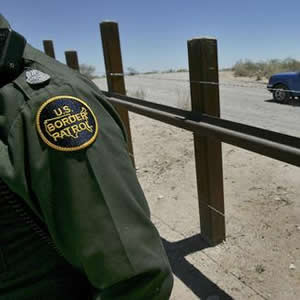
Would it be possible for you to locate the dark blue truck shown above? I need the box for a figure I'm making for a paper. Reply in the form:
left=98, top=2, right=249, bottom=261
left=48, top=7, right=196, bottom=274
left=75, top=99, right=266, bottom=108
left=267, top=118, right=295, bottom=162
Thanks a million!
left=267, top=72, right=300, bottom=103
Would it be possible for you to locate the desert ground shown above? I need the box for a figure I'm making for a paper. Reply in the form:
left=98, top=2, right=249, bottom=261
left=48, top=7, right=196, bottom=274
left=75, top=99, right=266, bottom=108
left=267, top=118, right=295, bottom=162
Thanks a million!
left=94, top=71, right=300, bottom=300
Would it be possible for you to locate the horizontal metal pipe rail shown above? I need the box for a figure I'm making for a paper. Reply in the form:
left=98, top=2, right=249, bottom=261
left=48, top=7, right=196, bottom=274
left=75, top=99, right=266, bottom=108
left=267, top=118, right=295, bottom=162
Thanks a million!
left=103, top=91, right=300, bottom=168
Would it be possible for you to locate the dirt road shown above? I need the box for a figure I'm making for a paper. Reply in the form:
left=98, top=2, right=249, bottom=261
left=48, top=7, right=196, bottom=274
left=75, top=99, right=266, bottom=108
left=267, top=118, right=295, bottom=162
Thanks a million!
left=96, top=71, right=300, bottom=138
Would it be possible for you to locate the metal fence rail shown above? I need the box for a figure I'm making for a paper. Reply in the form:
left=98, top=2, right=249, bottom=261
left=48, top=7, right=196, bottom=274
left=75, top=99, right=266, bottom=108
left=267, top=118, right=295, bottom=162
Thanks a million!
left=104, top=91, right=300, bottom=168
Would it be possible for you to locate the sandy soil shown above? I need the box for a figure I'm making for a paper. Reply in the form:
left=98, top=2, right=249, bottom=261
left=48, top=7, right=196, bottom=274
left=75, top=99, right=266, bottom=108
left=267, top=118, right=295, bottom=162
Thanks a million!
left=94, top=72, right=300, bottom=299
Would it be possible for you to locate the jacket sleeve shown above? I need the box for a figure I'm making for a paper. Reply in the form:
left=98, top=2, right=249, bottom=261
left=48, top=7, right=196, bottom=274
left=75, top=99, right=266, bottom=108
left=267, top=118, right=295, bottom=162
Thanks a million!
left=25, top=86, right=173, bottom=299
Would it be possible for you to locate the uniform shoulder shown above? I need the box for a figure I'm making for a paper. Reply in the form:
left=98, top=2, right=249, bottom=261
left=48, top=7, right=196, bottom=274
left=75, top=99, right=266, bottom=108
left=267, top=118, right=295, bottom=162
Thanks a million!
left=13, top=44, right=79, bottom=98
left=18, top=44, right=105, bottom=104
left=8, top=44, right=127, bottom=149
left=23, top=44, right=77, bottom=85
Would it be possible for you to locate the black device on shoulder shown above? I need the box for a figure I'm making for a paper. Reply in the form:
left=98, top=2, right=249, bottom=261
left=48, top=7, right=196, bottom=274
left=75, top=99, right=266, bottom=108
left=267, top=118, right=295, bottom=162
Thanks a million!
left=0, top=27, right=26, bottom=78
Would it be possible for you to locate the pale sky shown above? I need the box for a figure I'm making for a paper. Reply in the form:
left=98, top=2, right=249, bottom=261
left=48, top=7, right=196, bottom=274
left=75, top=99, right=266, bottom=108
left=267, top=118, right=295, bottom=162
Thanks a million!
left=3, top=0, right=300, bottom=74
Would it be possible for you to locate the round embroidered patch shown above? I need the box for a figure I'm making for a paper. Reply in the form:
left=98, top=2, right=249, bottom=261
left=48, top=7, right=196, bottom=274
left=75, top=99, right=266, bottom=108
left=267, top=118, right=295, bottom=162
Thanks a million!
left=36, top=95, right=98, bottom=151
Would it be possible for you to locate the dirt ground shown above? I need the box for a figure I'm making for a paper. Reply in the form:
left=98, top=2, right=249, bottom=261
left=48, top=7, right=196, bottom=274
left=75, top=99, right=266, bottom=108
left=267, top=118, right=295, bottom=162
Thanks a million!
left=95, top=72, right=300, bottom=299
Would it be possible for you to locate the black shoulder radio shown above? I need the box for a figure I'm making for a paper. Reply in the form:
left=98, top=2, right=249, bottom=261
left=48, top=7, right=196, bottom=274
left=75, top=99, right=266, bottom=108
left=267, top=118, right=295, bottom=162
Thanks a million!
left=0, top=27, right=26, bottom=78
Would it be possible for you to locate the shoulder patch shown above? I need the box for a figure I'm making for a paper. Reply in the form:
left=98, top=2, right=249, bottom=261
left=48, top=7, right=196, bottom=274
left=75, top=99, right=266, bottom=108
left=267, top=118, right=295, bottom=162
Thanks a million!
left=36, top=95, right=98, bottom=151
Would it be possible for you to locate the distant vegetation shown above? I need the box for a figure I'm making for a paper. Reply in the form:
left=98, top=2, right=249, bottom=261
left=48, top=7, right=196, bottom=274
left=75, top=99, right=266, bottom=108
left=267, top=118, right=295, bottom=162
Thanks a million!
left=161, top=68, right=188, bottom=73
left=88, top=59, right=300, bottom=81
left=127, top=67, right=139, bottom=76
left=79, top=64, right=99, bottom=80
left=126, top=67, right=188, bottom=76
left=130, top=88, right=146, bottom=99
left=232, top=58, right=300, bottom=80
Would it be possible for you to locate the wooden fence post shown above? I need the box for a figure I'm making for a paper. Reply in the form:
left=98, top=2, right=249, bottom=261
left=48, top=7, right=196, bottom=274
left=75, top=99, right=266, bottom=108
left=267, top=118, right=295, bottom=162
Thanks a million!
left=100, top=21, right=135, bottom=166
left=43, top=40, right=56, bottom=59
left=188, top=38, right=225, bottom=245
left=65, top=50, right=80, bottom=71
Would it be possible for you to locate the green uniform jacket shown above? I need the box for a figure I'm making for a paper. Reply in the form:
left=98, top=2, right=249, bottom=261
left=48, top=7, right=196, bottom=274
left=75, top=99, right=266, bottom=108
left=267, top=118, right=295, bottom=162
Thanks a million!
left=0, top=42, right=173, bottom=299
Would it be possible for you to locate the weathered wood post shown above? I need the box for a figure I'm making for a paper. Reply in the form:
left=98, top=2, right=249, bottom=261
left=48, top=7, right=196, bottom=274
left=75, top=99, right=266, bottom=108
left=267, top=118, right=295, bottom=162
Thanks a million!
left=100, top=21, right=135, bottom=166
left=43, top=40, right=56, bottom=59
left=65, top=50, right=80, bottom=71
left=188, top=38, right=225, bottom=245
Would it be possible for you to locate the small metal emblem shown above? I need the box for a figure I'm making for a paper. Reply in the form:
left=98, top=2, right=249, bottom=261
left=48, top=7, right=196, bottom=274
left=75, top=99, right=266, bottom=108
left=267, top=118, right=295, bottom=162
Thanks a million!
left=26, top=69, right=50, bottom=85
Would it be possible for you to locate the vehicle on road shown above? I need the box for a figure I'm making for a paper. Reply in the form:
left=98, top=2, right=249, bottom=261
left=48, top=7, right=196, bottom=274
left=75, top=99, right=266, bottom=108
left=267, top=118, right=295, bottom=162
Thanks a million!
left=267, top=72, right=300, bottom=103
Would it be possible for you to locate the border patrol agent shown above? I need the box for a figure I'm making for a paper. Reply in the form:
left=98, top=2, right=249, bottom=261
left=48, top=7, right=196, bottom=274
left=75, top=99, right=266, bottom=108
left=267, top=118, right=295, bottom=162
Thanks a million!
left=0, top=15, right=173, bottom=299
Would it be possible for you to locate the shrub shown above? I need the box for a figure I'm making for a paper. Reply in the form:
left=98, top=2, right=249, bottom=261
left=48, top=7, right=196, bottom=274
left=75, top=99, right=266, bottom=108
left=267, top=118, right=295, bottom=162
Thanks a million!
left=127, top=67, right=139, bottom=76
left=143, top=70, right=159, bottom=75
left=232, top=58, right=300, bottom=79
left=162, top=68, right=175, bottom=73
left=79, top=64, right=99, bottom=80
left=176, top=68, right=188, bottom=72
left=175, top=87, right=191, bottom=110
left=129, top=88, right=146, bottom=100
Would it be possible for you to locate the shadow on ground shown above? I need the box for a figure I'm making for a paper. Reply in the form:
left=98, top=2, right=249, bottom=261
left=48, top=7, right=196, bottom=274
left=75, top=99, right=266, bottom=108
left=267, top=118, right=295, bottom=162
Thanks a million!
left=162, top=234, right=233, bottom=300
left=265, top=98, right=300, bottom=107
